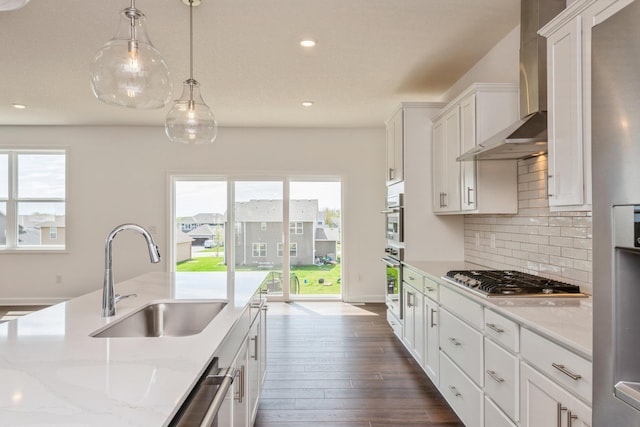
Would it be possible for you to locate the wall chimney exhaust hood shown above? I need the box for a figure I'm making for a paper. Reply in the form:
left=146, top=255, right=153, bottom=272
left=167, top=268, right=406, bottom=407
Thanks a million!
left=457, top=0, right=565, bottom=162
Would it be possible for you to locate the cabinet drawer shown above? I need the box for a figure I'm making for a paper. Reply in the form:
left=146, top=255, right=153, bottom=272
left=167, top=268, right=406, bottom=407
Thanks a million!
left=521, top=328, right=592, bottom=404
left=485, top=396, right=517, bottom=427
left=440, top=308, right=484, bottom=386
left=440, top=285, right=483, bottom=329
left=402, top=266, right=423, bottom=289
left=484, top=337, right=519, bottom=422
left=423, top=276, right=439, bottom=302
left=484, top=308, right=519, bottom=353
left=440, top=351, right=483, bottom=427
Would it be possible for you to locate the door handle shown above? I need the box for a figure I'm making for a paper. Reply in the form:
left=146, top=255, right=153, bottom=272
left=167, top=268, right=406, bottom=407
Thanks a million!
left=552, top=363, right=582, bottom=380
left=557, top=403, right=567, bottom=427
left=430, top=308, right=437, bottom=327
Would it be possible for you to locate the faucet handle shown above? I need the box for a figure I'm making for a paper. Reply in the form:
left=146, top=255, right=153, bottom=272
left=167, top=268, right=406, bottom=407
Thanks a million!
left=114, top=293, right=137, bottom=304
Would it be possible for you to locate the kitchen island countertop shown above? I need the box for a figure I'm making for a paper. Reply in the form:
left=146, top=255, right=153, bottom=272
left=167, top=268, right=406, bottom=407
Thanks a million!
left=0, top=271, right=266, bottom=426
left=404, top=260, right=593, bottom=360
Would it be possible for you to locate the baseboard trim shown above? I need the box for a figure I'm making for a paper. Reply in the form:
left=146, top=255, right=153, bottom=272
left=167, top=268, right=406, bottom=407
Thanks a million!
left=344, top=295, right=385, bottom=304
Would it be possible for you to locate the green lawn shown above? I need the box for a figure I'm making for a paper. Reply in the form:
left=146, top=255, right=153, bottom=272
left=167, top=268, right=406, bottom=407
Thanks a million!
left=176, top=256, right=341, bottom=295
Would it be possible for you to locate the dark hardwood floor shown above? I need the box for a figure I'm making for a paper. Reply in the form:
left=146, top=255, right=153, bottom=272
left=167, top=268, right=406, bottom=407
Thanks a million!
left=255, top=302, right=464, bottom=427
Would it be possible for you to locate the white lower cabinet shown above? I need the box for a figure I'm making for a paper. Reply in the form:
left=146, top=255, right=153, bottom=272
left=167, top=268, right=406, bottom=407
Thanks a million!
left=484, top=337, right=519, bottom=422
left=424, top=295, right=439, bottom=385
left=439, top=308, right=484, bottom=386
left=521, top=362, right=592, bottom=427
left=403, top=281, right=425, bottom=365
left=395, top=263, right=592, bottom=427
left=485, top=396, right=517, bottom=427
left=440, top=352, right=483, bottom=427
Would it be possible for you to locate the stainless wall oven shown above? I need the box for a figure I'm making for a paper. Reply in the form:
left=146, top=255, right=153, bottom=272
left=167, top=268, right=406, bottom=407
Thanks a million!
left=382, top=245, right=404, bottom=319
left=382, top=193, right=404, bottom=244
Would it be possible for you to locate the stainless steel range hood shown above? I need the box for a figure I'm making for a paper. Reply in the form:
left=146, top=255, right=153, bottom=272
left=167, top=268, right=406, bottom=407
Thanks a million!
left=457, top=0, right=565, bottom=161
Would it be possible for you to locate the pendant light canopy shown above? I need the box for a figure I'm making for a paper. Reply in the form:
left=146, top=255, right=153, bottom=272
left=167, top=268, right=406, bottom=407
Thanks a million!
left=90, top=0, right=172, bottom=109
left=165, top=0, right=217, bottom=145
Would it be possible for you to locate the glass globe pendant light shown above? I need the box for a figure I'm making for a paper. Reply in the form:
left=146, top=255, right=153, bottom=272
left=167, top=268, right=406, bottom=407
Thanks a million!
left=165, top=0, right=217, bottom=145
left=90, top=0, right=172, bottom=109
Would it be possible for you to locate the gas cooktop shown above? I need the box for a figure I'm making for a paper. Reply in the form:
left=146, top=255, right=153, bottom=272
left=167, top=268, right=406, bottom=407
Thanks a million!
left=444, top=270, right=586, bottom=298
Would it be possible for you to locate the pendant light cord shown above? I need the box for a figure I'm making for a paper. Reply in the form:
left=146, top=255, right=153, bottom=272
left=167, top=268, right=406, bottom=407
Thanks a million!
left=189, top=0, right=194, bottom=81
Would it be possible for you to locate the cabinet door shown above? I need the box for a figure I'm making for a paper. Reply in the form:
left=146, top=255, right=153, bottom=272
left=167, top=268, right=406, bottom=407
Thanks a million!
left=547, top=15, right=585, bottom=208
left=413, top=290, right=425, bottom=366
left=521, top=362, right=573, bottom=427
left=432, top=118, right=446, bottom=211
left=460, top=94, right=477, bottom=211
left=248, top=317, right=261, bottom=424
left=424, top=297, right=439, bottom=385
left=403, top=284, right=416, bottom=351
left=259, top=304, right=267, bottom=387
left=443, top=107, right=461, bottom=212
left=432, top=107, right=461, bottom=213
left=232, top=345, right=249, bottom=427
left=386, top=109, right=404, bottom=184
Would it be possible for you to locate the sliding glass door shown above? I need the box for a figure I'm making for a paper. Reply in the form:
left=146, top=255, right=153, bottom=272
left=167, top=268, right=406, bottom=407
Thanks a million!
left=172, top=177, right=342, bottom=301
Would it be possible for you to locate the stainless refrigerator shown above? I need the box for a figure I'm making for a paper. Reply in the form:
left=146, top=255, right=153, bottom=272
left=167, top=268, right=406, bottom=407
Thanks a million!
left=593, top=1, right=640, bottom=425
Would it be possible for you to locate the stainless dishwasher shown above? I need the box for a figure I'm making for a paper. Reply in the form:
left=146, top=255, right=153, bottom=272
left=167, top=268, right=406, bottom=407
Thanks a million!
left=169, top=357, right=238, bottom=427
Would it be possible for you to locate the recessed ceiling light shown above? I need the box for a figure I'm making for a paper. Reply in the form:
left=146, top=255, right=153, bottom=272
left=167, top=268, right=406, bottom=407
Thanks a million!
left=12, top=103, right=27, bottom=109
left=300, top=39, right=316, bottom=48
left=301, top=101, right=314, bottom=107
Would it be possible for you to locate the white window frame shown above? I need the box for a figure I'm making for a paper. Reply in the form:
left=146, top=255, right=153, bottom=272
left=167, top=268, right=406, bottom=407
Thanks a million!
left=290, top=221, right=303, bottom=235
left=49, top=227, right=58, bottom=240
left=277, top=242, right=284, bottom=257
left=0, top=149, right=67, bottom=251
left=252, top=242, right=267, bottom=257
left=290, top=242, right=298, bottom=257
left=261, top=222, right=267, bottom=231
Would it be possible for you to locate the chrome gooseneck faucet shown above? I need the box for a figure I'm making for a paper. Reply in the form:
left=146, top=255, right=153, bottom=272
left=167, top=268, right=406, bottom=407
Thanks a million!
left=102, top=223, right=161, bottom=317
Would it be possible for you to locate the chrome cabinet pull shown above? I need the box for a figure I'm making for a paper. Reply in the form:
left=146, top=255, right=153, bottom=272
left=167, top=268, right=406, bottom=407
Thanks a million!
left=486, top=369, right=505, bottom=383
left=251, top=336, right=259, bottom=360
left=552, top=363, right=582, bottom=381
left=448, top=385, right=462, bottom=397
left=448, top=337, right=462, bottom=346
left=486, top=323, right=504, bottom=333
left=557, top=403, right=567, bottom=427
left=234, top=365, right=245, bottom=403
left=430, top=308, right=437, bottom=327
left=568, top=410, right=578, bottom=426
left=443, top=192, right=447, bottom=207
left=547, top=174, right=554, bottom=197
left=467, top=186, right=475, bottom=204
left=408, top=276, right=415, bottom=281
left=425, top=286, right=435, bottom=292
left=406, top=292, right=413, bottom=307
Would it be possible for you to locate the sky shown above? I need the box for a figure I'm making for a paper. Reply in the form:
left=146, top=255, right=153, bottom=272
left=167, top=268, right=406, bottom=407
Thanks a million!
left=175, top=180, right=341, bottom=217
left=0, top=153, right=66, bottom=215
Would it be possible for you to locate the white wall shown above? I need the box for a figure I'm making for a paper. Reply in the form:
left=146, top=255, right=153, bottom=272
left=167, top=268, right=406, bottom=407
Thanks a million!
left=0, top=126, right=386, bottom=304
left=441, top=25, right=520, bottom=103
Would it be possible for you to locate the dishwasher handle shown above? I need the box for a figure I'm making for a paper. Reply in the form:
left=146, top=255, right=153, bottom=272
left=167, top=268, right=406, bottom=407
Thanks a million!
left=200, top=367, right=238, bottom=427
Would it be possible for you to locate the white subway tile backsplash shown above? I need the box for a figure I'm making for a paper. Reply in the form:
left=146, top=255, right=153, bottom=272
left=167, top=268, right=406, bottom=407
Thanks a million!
left=464, top=155, right=592, bottom=294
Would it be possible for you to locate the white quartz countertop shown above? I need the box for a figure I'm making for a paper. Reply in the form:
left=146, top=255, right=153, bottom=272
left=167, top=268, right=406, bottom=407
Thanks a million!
left=404, top=260, right=593, bottom=360
left=0, top=271, right=266, bottom=426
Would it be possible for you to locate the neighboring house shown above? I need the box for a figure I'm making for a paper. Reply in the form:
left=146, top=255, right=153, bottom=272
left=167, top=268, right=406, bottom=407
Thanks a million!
left=38, top=216, right=66, bottom=246
left=175, top=228, right=193, bottom=263
left=188, top=224, right=217, bottom=246
left=315, top=226, right=339, bottom=261
left=234, top=199, right=318, bottom=266
left=178, top=213, right=225, bottom=233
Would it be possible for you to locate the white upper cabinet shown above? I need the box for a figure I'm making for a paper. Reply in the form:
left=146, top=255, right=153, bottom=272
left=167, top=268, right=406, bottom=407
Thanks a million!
left=432, top=83, right=519, bottom=215
left=540, top=0, right=629, bottom=211
left=385, top=108, right=404, bottom=185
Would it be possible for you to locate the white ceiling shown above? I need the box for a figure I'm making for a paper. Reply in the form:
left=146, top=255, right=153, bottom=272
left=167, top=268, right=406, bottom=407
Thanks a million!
left=0, top=0, right=519, bottom=128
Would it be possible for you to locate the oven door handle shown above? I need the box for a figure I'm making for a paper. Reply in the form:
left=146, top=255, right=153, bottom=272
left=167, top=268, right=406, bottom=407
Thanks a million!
left=380, top=257, right=401, bottom=267
left=381, top=208, right=400, bottom=214
left=199, top=367, right=238, bottom=427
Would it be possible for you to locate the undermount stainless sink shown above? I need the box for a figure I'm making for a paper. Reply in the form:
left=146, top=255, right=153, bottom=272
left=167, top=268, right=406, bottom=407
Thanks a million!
left=90, top=300, right=228, bottom=338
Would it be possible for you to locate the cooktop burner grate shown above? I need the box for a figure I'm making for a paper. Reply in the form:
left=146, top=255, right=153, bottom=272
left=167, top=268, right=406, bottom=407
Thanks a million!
left=445, top=270, right=582, bottom=296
